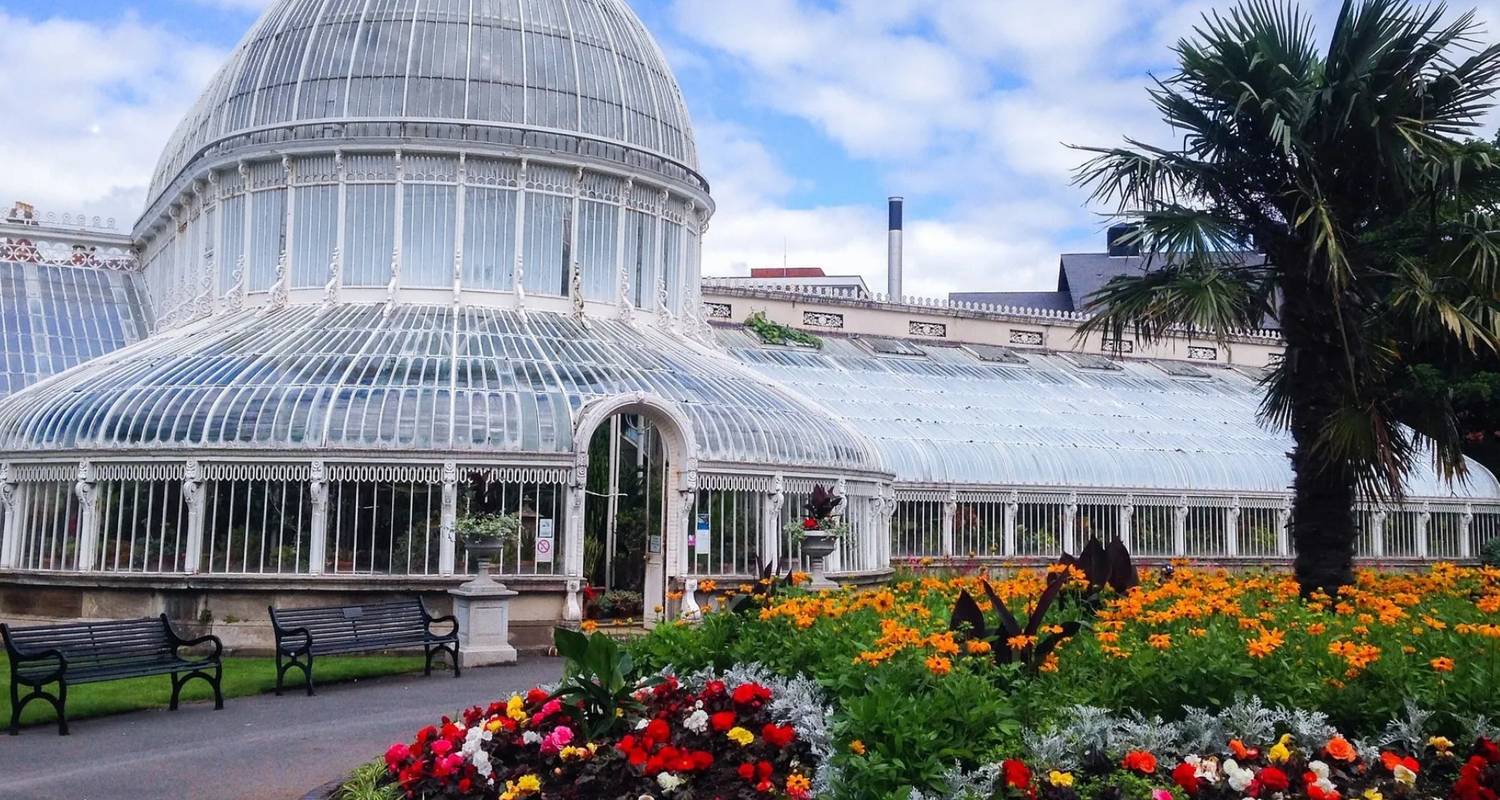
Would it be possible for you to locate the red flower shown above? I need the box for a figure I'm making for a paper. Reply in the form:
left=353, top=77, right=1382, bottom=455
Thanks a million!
left=1259, top=767, right=1291, bottom=792
left=1123, top=750, right=1158, bottom=774
left=1172, top=762, right=1200, bottom=795
left=644, top=718, right=671, bottom=744
left=803, top=517, right=819, bottom=530
left=1479, top=739, right=1500, bottom=764
left=704, top=680, right=727, bottom=697
left=762, top=723, right=796, bottom=748
left=739, top=763, right=756, bottom=781
left=711, top=711, right=738, bottom=732
left=384, top=742, right=410, bottom=769
left=732, top=683, right=773, bottom=706
left=1003, top=759, right=1032, bottom=790
left=429, top=739, right=453, bottom=757
left=526, top=688, right=550, bottom=705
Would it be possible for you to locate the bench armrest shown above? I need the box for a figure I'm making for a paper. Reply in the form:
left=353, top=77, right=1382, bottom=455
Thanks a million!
left=425, top=614, right=459, bottom=638
left=4, top=643, right=67, bottom=684
left=275, top=626, right=313, bottom=655
left=172, top=634, right=224, bottom=663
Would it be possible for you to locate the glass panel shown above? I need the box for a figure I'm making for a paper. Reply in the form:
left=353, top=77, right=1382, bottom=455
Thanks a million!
left=292, top=185, right=338, bottom=288
left=463, top=187, right=517, bottom=290
left=345, top=183, right=396, bottom=287
left=249, top=188, right=286, bottom=291
left=578, top=199, right=618, bottom=302
left=402, top=183, right=457, bottom=288
left=523, top=193, right=568, bottom=296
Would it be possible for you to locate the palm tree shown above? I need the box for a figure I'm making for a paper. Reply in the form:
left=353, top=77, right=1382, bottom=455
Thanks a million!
left=1072, top=0, right=1500, bottom=596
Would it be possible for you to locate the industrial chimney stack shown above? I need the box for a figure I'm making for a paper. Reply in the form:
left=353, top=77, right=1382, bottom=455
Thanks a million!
left=887, top=196, right=904, bottom=299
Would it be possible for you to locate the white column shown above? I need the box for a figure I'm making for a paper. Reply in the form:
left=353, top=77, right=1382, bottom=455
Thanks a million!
left=1416, top=503, right=1431, bottom=560
left=392, top=151, right=404, bottom=287
left=1276, top=498, right=1291, bottom=557
left=1226, top=498, right=1241, bottom=558
left=1371, top=510, right=1386, bottom=559
left=453, top=154, right=467, bottom=307
left=1062, top=492, right=1079, bottom=556
left=182, top=460, right=206, bottom=574
left=1118, top=495, right=1134, bottom=550
left=282, top=156, right=296, bottom=279
left=1003, top=491, right=1019, bottom=556
left=307, top=461, right=328, bottom=576
left=74, top=461, right=100, bottom=572
left=763, top=473, right=785, bottom=570
left=0, top=464, right=18, bottom=569
left=941, top=489, right=957, bottom=558
left=513, top=159, right=529, bottom=308
left=1460, top=504, right=1474, bottom=560
left=1173, top=496, right=1189, bottom=557
left=563, top=453, right=586, bottom=622
left=439, top=461, right=458, bottom=577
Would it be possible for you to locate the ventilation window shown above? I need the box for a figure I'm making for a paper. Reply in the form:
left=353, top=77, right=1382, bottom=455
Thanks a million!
left=1154, top=360, right=1211, bottom=379
left=1066, top=353, right=1123, bottom=371
left=858, top=336, right=926, bottom=357
left=964, top=343, right=1028, bottom=365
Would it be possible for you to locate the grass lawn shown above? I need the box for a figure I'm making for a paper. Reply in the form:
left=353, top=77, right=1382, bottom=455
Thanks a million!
left=1, top=654, right=427, bottom=728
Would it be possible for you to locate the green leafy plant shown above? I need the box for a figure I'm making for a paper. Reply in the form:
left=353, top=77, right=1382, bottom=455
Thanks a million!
left=595, top=589, right=644, bottom=619
left=456, top=512, right=520, bottom=545
left=1481, top=536, right=1500, bottom=568
left=949, top=573, right=1082, bottom=672
left=745, top=311, right=821, bottom=348
left=551, top=626, right=654, bottom=739
left=333, top=761, right=401, bottom=800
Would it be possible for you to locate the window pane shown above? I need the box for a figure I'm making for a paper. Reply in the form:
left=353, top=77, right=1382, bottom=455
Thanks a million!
left=345, top=183, right=395, bottom=287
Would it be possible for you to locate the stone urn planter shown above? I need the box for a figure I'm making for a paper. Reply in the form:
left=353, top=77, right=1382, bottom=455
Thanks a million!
left=800, top=531, right=840, bottom=590
left=461, top=535, right=507, bottom=587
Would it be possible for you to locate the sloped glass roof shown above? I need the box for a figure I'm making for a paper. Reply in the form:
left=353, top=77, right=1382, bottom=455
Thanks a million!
left=0, top=306, right=877, bottom=472
left=0, top=261, right=150, bottom=399
left=148, top=0, right=699, bottom=209
left=720, top=329, right=1500, bottom=499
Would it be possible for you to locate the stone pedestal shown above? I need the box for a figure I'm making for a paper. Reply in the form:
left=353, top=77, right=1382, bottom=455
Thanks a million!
left=448, top=573, right=519, bottom=667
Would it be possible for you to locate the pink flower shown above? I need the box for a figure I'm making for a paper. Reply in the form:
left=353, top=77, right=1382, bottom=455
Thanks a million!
left=1154, top=789, right=1174, bottom=800
left=429, top=739, right=454, bottom=757
left=541, top=725, right=575, bottom=755
left=531, top=699, right=563, bottom=726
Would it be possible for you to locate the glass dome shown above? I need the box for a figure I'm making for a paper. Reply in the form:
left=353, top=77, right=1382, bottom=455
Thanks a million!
left=146, top=0, right=700, bottom=209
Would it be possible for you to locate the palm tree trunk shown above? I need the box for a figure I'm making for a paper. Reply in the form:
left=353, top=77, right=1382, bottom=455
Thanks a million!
left=1280, top=263, right=1359, bottom=597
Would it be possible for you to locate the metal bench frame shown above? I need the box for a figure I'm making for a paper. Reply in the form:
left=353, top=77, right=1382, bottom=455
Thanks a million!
left=268, top=598, right=459, bottom=696
left=3, top=615, right=224, bottom=736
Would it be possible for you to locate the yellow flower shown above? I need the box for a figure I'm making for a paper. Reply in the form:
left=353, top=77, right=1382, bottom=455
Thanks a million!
left=1363, top=789, right=1384, bottom=800
left=506, top=694, right=528, bottom=722
left=1430, top=736, right=1453, bottom=751
left=849, top=739, right=867, bottom=755
left=1268, top=733, right=1293, bottom=764
left=788, top=774, right=812, bottom=793
left=1048, top=771, right=1075, bottom=788
left=727, top=726, right=755, bottom=746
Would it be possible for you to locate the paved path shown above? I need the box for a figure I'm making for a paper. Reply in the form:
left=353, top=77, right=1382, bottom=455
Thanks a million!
left=0, top=658, right=561, bottom=800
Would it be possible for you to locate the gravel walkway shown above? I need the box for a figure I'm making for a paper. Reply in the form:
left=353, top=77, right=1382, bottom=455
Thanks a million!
left=0, top=658, right=561, bottom=800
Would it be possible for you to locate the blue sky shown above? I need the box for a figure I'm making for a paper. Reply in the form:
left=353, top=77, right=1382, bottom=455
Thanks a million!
left=11, top=0, right=1488, bottom=297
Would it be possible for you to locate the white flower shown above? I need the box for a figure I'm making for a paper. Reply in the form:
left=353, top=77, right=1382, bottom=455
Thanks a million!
left=1186, top=755, right=1222, bottom=784
left=461, top=725, right=493, bottom=756
left=471, top=749, right=493, bottom=778
left=636, top=718, right=651, bottom=730
left=1224, top=759, right=1255, bottom=792
left=1394, top=764, right=1417, bottom=786
left=683, top=709, right=709, bottom=734
left=522, top=730, right=542, bottom=745
left=1306, top=761, right=1335, bottom=794
left=657, top=772, right=685, bottom=793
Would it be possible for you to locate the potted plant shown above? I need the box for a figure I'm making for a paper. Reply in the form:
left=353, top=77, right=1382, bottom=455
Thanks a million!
left=457, top=512, right=521, bottom=575
left=783, top=484, right=848, bottom=589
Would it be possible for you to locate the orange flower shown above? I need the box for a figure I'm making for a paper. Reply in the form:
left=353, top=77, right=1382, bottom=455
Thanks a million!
left=580, top=620, right=599, bottom=633
left=1430, top=656, right=1455, bottom=672
left=849, top=740, right=866, bottom=755
left=965, top=640, right=993, bottom=655
left=1147, top=633, right=1172, bottom=650
left=1122, top=750, right=1158, bottom=774
left=925, top=655, right=952, bottom=676
left=1326, top=736, right=1357, bottom=762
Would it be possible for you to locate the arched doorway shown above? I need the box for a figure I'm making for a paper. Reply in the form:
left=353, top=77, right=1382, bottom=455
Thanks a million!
left=569, top=395, right=695, bottom=627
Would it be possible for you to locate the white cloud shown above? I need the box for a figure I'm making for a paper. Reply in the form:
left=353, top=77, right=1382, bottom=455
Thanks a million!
left=0, top=11, right=224, bottom=229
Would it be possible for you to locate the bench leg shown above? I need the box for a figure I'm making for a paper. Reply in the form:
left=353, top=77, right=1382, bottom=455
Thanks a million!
left=275, top=652, right=313, bottom=697
left=9, top=679, right=67, bottom=736
left=424, top=642, right=461, bottom=678
left=170, top=666, right=223, bottom=711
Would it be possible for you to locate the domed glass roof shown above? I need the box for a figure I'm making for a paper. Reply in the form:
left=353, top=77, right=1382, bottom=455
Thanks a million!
left=0, top=305, right=879, bottom=473
left=147, top=0, right=699, bottom=210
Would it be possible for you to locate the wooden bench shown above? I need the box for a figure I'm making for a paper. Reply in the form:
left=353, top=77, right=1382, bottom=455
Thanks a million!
left=268, top=598, right=459, bottom=696
left=3, top=615, right=224, bottom=735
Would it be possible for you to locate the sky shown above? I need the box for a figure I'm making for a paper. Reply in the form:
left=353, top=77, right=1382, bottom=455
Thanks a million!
left=4, top=0, right=1497, bottom=298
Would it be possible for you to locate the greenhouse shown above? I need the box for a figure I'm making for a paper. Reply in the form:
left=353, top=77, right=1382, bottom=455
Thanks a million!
left=0, top=0, right=1496, bottom=638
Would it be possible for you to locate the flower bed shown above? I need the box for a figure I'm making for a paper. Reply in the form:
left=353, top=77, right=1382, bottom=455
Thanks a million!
left=381, top=664, right=833, bottom=799
left=626, top=564, right=1500, bottom=797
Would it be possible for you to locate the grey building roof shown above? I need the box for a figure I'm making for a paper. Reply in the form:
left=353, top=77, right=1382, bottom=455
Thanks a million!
left=0, top=260, right=150, bottom=398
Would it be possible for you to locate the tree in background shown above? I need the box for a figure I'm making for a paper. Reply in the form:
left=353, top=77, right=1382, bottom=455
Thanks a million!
left=1073, top=0, right=1500, bottom=596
